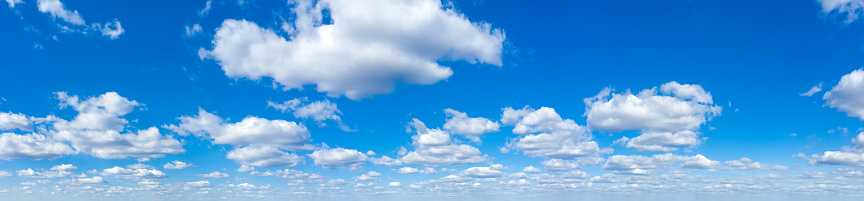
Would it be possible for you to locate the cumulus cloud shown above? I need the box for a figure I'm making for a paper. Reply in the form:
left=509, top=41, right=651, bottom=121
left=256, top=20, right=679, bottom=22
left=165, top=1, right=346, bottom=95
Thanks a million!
left=460, top=164, right=504, bottom=178
left=542, top=159, right=580, bottom=173
left=585, top=82, right=721, bottom=152
left=6, top=0, right=22, bottom=8
left=50, top=164, right=78, bottom=171
left=0, top=133, right=74, bottom=159
left=824, top=69, right=864, bottom=120
left=0, top=112, right=33, bottom=131
left=399, top=119, right=488, bottom=166
left=37, top=0, right=85, bottom=25
left=94, top=19, right=124, bottom=39
left=201, top=0, right=505, bottom=100
left=443, top=108, right=500, bottom=137
left=394, top=167, right=438, bottom=174
left=100, top=166, right=167, bottom=180
left=818, top=0, right=864, bottom=23
left=522, top=166, right=541, bottom=173
left=723, top=158, right=787, bottom=171
left=602, top=154, right=722, bottom=175
left=53, top=127, right=184, bottom=159
left=163, top=161, right=193, bottom=169
left=352, top=171, right=381, bottom=181
left=371, top=156, right=403, bottom=167
left=308, top=147, right=370, bottom=169
left=17, top=168, right=73, bottom=178
left=501, top=106, right=608, bottom=159
left=226, top=145, right=303, bottom=167
left=268, top=98, right=352, bottom=131
left=167, top=109, right=312, bottom=150
left=800, top=133, right=864, bottom=167
left=54, top=91, right=140, bottom=131
left=36, top=0, right=124, bottom=39
left=71, top=176, right=109, bottom=185
left=197, top=171, right=228, bottom=178
left=186, top=180, right=212, bottom=188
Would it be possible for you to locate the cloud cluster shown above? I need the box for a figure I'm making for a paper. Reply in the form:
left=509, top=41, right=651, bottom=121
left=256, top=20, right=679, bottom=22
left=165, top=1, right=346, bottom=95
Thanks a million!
left=268, top=98, right=352, bottom=131
left=399, top=119, right=488, bottom=166
left=35, top=0, right=124, bottom=39
left=585, top=82, right=721, bottom=152
left=823, top=69, right=864, bottom=120
left=818, top=0, right=864, bottom=24
left=201, top=0, right=505, bottom=99
left=502, top=106, right=607, bottom=159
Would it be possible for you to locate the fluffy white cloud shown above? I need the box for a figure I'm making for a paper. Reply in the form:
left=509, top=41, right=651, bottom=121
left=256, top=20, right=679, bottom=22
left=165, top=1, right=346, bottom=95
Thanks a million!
left=52, top=127, right=184, bottom=159
left=268, top=98, right=351, bottom=131
left=17, top=168, right=73, bottom=178
left=0, top=133, right=74, bottom=159
left=442, top=109, right=500, bottom=136
left=37, top=0, right=85, bottom=25
left=800, top=133, right=864, bottom=167
left=723, top=158, right=787, bottom=171
left=94, top=19, right=124, bottom=39
left=371, top=156, right=403, bottom=167
left=197, top=171, right=228, bottom=178
left=167, top=109, right=312, bottom=150
left=388, top=182, right=401, bottom=187
left=460, top=164, right=504, bottom=178
left=100, top=166, right=167, bottom=180
left=394, top=167, right=437, bottom=174
left=0, top=112, right=32, bottom=131
left=818, top=0, right=864, bottom=23
left=824, top=69, right=864, bottom=120
left=501, top=106, right=608, bottom=159
left=185, top=180, right=212, bottom=188
left=126, top=163, right=153, bottom=169
left=72, top=176, right=109, bottom=185
left=54, top=91, right=140, bottom=131
left=201, top=0, right=505, bottom=100
left=308, top=148, right=370, bottom=169
left=226, top=145, right=303, bottom=167
left=585, top=82, right=721, bottom=152
left=163, top=161, right=193, bottom=169
left=50, top=164, right=78, bottom=171
left=399, top=119, right=488, bottom=166
left=522, top=166, right=541, bottom=173
left=0, top=170, right=11, bottom=177
left=602, top=154, right=722, bottom=175
left=352, top=171, right=381, bottom=181
left=542, top=159, right=580, bottom=173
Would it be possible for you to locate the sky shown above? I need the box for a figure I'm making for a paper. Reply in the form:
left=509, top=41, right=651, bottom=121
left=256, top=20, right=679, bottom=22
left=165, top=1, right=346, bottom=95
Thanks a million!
left=2, top=0, right=864, bottom=200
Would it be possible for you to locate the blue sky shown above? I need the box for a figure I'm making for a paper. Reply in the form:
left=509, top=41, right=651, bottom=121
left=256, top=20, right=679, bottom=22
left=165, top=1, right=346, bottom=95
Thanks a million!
left=2, top=0, right=864, bottom=200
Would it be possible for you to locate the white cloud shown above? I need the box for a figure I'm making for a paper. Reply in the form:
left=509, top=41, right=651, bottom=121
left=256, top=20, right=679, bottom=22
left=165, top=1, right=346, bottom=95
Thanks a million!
left=723, top=158, right=787, bottom=171
left=268, top=98, right=352, bottom=131
left=163, top=161, right=193, bottom=169
left=0, top=170, right=11, bottom=177
left=126, top=163, right=153, bottom=169
left=185, top=24, right=203, bottom=36
left=371, top=155, right=403, bottom=167
left=100, top=166, right=167, bottom=180
left=801, top=83, right=823, bottom=97
left=681, top=154, right=720, bottom=170
left=94, top=19, right=124, bottom=39
left=17, top=168, right=73, bottom=178
left=186, top=180, right=212, bottom=188
left=501, top=106, right=608, bottom=159
left=388, top=182, right=401, bottom=187
left=460, top=164, right=504, bottom=178
left=542, top=159, right=580, bottom=173
left=201, top=0, right=505, bottom=100
left=197, top=171, right=228, bottom=178
left=522, top=166, right=541, bottom=173
left=394, top=167, right=437, bottom=175
left=818, top=0, right=864, bottom=23
left=37, top=0, right=85, bottom=25
left=226, top=145, right=303, bottom=167
left=800, top=133, right=864, bottom=167
left=824, top=69, right=864, bottom=120
left=442, top=109, right=500, bottom=136
left=50, top=164, right=78, bottom=171
left=6, top=0, right=22, bottom=8
left=352, top=171, right=381, bottom=181
left=308, top=148, right=370, bottom=169
left=399, top=119, right=488, bottom=166
left=602, top=154, right=722, bottom=175
left=0, top=112, right=33, bottom=131
left=585, top=82, right=721, bottom=152
left=52, top=127, right=184, bottom=159
left=198, top=0, right=211, bottom=17
left=167, top=109, right=312, bottom=150
left=0, top=133, right=74, bottom=159
left=54, top=91, right=140, bottom=131
left=72, top=176, right=109, bottom=185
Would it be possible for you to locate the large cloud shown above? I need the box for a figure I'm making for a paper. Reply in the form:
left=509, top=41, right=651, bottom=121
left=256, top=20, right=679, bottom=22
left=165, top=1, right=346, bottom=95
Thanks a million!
left=442, top=109, right=500, bottom=137
left=0, top=133, right=74, bottom=159
left=800, top=132, right=864, bottom=167
left=824, top=69, right=864, bottom=120
left=502, top=106, right=608, bottom=159
left=226, top=145, right=303, bottom=167
left=0, top=112, right=33, bottom=131
left=398, top=119, right=488, bottom=166
left=308, top=148, right=370, bottom=169
left=52, top=127, right=184, bottom=159
left=585, top=82, right=721, bottom=152
left=201, top=0, right=505, bottom=100
left=167, top=109, right=312, bottom=150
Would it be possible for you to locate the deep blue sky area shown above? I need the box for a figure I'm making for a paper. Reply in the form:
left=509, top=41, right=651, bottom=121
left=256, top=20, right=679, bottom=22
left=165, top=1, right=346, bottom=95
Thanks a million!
left=2, top=0, right=864, bottom=200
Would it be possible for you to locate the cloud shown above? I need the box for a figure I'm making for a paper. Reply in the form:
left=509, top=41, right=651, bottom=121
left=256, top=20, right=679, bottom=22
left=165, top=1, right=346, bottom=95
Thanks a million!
left=53, top=127, right=184, bottom=159
left=522, top=166, right=541, bottom=173
left=602, top=154, right=722, bottom=175
left=54, top=91, right=141, bottom=131
left=6, top=0, right=22, bottom=8
left=394, top=167, right=437, bottom=174
left=268, top=98, right=352, bottom=131
left=94, top=19, right=124, bottom=39
left=37, top=0, right=85, bottom=25
left=501, top=106, right=608, bottom=159
left=352, top=171, right=381, bottom=181
left=100, top=166, right=167, bottom=180
left=723, top=158, right=787, bottom=171
left=800, top=133, right=864, bottom=167
left=185, top=180, right=212, bottom=188
left=167, top=109, right=313, bottom=150
left=443, top=108, right=500, bottom=137
left=542, top=159, right=580, bottom=173
left=388, top=182, right=401, bottom=187
left=460, top=164, right=504, bottom=178
left=17, top=168, right=73, bottom=178
left=50, top=164, right=78, bottom=171
left=163, top=161, right=193, bottom=169
left=818, top=0, right=864, bottom=23
left=226, top=145, right=303, bottom=167
left=198, top=171, right=228, bottom=178
left=198, top=0, right=211, bottom=17
left=201, top=0, right=505, bottom=100
left=0, top=112, right=33, bottom=131
left=681, top=154, right=721, bottom=170
left=585, top=82, right=721, bottom=152
left=399, top=119, right=488, bottom=166
left=308, top=147, right=370, bottom=169
left=824, top=69, right=864, bottom=120
left=0, top=133, right=74, bottom=159
left=801, top=83, right=823, bottom=97
left=371, top=156, right=403, bottom=167
left=71, top=176, right=109, bottom=185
